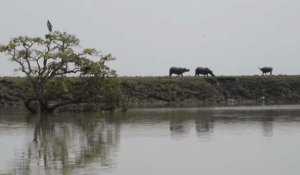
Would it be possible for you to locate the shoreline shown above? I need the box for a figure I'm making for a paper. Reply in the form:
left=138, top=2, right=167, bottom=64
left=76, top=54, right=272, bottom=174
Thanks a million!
left=120, top=75, right=300, bottom=107
left=1, top=75, right=300, bottom=112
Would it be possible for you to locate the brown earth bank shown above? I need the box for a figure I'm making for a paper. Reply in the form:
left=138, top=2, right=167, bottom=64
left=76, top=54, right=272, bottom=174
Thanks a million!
left=120, top=75, right=300, bottom=107
left=1, top=75, right=300, bottom=111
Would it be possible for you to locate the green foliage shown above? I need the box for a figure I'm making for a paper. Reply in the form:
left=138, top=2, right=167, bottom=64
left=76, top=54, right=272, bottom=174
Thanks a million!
left=0, top=31, right=122, bottom=113
left=44, top=77, right=71, bottom=99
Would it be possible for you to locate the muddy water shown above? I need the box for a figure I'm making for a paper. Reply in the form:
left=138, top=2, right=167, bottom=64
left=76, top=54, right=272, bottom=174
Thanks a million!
left=1, top=105, right=300, bottom=175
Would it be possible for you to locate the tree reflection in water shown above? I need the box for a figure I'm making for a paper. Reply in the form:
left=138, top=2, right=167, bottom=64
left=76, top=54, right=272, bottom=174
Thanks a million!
left=3, top=107, right=287, bottom=174
left=15, top=113, right=120, bottom=175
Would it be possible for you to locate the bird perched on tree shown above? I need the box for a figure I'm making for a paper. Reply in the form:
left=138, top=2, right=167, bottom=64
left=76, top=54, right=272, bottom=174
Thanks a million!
left=47, top=20, right=52, bottom=32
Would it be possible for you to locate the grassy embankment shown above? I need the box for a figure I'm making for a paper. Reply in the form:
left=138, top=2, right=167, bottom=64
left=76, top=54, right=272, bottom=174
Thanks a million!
left=120, top=75, right=300, bottom=106
left=1, top=75, right=300, bottom=107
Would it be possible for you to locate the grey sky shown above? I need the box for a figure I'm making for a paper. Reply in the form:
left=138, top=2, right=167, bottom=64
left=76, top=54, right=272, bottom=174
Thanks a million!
left=1, top=0, right=300, bottom=76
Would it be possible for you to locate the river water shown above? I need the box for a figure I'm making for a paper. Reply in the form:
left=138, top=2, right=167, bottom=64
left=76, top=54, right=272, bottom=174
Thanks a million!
left=1, top=105, right=300, bottom=175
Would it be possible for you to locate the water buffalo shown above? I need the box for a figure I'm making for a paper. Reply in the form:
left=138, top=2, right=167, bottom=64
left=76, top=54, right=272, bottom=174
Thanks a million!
left=258, top=67, right=273, bottom=75
left=169, top=67, right=190, bottom=76
left=195, top=67, right=215, bottom=76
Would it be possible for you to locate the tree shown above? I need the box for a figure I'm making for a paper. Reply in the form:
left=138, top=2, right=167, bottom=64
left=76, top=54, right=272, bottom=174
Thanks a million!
left=0, top=31, right=122, bottom=113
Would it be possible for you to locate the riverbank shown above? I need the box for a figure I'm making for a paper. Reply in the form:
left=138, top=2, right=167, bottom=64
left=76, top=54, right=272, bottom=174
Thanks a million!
left=1, top=75, right=300, bottom=110
left=120, top=75, right=300, bottom=107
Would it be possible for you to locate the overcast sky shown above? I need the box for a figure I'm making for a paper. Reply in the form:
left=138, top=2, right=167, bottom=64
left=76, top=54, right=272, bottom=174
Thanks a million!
left=1, top=0, right=300, bottom=76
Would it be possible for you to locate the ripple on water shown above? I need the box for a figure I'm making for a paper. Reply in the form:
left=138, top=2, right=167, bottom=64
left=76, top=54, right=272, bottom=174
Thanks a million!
left=0, top=105, right=300, bottom=175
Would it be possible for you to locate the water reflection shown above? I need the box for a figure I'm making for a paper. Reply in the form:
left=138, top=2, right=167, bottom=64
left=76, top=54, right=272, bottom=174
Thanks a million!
left=1, top=105, right=300, bottom=175
left=195, top=111, right=215, bottom=136
left=170, top=113, right=190, bottom=137
left=12, top=114, right=121, bottom=175
left=169, top=111, right=215, bottom=138
left=261, top=111, right=274, bottom=137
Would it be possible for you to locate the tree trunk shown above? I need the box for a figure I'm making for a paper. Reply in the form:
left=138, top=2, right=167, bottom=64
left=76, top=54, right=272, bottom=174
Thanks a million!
left=24, top=99, right=38, bottom=113
left=24, top=99, right=55, bottom=114
left=39, top=101, right=54, bottom=113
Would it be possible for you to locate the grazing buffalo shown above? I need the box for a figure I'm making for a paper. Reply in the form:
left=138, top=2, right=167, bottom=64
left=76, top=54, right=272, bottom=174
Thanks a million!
left=169, top=67, right=190, bottom=76
left=195, top=67, right=215, bottom=77
left=258, top=67, right=273, bottom=75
